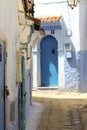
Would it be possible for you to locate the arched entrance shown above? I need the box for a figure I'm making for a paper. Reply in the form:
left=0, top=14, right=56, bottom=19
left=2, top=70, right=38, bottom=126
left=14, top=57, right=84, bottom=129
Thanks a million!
left=40, top=35, right=58, bottom=87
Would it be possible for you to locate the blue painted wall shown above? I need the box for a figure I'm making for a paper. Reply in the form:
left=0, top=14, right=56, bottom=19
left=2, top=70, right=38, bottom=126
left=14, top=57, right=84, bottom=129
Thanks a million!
left=79, top=51, right=87, bottom=92
left=64, top=51, right=80, bottom=91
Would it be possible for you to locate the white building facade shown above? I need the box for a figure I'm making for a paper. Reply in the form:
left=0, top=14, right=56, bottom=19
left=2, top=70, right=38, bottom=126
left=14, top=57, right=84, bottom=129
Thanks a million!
left=32, top=0, right=87, bottom=92
left=0, top=0, right=19, bottom=130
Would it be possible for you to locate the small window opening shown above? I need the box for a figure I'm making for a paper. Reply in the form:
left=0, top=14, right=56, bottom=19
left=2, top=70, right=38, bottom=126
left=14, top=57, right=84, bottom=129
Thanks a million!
left=0, top=45, right=2, bottom=62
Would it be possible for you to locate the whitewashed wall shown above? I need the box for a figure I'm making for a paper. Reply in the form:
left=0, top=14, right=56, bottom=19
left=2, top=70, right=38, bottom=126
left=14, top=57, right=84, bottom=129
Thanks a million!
left=0, top=0, right=19, bottom=129
left=0, top=0, right=18, bottom=98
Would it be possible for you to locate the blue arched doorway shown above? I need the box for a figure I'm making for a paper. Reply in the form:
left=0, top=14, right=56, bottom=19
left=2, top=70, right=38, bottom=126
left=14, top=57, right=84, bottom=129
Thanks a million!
left=40, top=35, right=58, bottom=87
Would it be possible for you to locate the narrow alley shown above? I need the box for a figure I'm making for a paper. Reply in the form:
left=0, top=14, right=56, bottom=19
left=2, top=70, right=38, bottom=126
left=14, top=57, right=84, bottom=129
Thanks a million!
left=32, top=90, right=87, bottom=130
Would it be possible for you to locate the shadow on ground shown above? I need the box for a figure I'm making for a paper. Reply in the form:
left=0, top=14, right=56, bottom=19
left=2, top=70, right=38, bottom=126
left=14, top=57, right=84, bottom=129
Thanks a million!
left=33, top=91, right=87, bottom=130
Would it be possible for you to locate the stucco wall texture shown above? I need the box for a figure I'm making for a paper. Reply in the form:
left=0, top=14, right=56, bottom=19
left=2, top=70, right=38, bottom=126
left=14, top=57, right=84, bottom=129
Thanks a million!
left=64, top=51, right=80, bottom=92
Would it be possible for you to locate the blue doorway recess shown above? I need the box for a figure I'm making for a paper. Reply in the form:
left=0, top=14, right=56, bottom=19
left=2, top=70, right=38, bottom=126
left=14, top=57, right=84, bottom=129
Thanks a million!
left=40, top=35, right=58, bottom=87
left=0, top=40, right=5, bottom=130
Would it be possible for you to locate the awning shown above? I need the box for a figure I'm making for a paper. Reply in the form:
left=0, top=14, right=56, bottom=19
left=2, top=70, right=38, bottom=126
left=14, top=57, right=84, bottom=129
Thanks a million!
left=39, top=16, right=62, bottom=23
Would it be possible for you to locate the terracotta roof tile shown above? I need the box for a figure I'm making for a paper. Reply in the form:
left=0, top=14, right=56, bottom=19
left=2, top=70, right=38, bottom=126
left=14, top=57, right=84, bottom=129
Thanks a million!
left=38, top=16, right=62, bottom=22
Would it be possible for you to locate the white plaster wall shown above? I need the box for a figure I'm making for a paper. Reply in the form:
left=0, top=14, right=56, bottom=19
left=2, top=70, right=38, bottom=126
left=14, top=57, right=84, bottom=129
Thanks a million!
left=0, top=0, right=18, bottom=98
left=31, top=31, right=42, bottom=89
left=79, top=0, right=87, bottom=50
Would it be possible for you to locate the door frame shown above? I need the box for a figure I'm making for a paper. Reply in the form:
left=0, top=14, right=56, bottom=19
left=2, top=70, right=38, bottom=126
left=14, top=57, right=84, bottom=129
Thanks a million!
left=32, top=34, right=59, bottom=88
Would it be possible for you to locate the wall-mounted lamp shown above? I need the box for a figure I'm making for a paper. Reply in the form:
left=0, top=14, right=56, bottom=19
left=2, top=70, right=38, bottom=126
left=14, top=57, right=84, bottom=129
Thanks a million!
left=67, top=0, right=78, bottom=9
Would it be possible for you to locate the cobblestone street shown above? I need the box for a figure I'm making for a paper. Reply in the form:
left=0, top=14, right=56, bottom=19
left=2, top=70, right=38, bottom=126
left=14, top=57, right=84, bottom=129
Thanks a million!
left=32, top=90, right=87, bottom=130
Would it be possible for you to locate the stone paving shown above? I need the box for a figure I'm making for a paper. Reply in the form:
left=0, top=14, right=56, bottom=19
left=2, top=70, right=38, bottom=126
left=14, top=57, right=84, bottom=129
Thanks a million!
left=32, top=90, right=87, bottom=130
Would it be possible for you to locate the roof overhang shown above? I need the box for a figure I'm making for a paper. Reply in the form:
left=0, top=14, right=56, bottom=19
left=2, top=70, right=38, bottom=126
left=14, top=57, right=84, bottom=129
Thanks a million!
left=39, top=16, right=62, bottom=23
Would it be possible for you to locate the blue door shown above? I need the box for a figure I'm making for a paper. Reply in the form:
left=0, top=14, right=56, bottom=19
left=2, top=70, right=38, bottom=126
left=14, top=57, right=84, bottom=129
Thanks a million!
left=40, top=35, right=58, bottom=87
left=0, top=40, right=5, bottom=130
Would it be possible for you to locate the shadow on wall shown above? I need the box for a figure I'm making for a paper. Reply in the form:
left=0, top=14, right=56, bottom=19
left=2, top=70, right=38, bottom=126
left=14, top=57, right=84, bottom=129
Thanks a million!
left=62, top=18, right=80, bottom=92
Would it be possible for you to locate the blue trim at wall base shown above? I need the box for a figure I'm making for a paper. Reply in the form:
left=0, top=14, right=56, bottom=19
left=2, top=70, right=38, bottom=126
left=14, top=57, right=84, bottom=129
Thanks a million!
left=63, top=50, right=87, bottom=92
left=79, top=50, right=87, bottom=92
